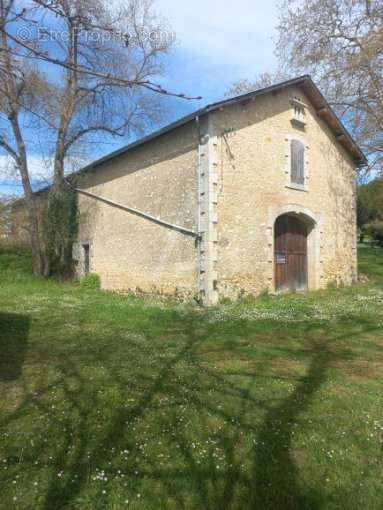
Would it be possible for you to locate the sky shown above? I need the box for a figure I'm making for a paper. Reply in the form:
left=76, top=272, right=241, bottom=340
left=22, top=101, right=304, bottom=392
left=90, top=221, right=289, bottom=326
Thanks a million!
left=0, top=0, right=279, bottom=195
left=156, top=0, right=279, bottom=103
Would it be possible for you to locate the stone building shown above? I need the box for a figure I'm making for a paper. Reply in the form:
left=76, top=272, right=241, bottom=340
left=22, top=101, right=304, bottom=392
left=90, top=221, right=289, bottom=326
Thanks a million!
left=9, top=76, right=366, bottom=305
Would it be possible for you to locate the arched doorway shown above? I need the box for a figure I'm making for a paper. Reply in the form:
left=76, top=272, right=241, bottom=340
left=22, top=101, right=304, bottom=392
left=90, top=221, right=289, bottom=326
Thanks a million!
left=274, top=214, right=308, bottom=292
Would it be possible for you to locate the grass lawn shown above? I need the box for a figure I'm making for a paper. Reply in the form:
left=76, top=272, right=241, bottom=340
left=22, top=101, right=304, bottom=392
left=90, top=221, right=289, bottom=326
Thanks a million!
left=1, top=246, right=383, bottom=509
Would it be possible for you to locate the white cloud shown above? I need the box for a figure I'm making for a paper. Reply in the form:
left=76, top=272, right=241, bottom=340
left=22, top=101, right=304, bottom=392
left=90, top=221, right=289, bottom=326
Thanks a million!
left=156, top=0, right=279, bottom=74
left=148, top=0, right=280, bottom=105
left=0, top=154, right=53, bottom=184
left=112, top=0, right=279, bottom=102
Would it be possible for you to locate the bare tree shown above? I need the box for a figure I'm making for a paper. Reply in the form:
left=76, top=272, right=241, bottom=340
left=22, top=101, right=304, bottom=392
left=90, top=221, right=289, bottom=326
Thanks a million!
left=276, top=0, right=383, bottom=172
left=226, top=1, right=382, bottom=173
left=226, top=71, right=289, bottom=97
left=0, top=0, right=200, bottom=275
left=0, top=0, right=44, bottom=274
left=26, top=0, right=183, bottom=190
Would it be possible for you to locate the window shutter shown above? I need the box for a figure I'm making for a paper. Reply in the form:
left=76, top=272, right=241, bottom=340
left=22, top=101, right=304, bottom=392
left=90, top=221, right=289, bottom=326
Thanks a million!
left=291, top=140, right=305, bottom=185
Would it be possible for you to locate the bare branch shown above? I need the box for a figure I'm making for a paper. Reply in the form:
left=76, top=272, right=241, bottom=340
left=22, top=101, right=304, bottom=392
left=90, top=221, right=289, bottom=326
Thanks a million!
left=0, top=136, right=19, bottom=163
left=0, top=24, right=202, bottom=101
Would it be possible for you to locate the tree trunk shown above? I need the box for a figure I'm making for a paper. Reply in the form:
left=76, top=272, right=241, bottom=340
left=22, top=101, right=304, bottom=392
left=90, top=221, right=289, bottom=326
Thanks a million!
left=11, top=119, right=44, bottom=276
left=18, top=157, right=44, bottom=276
left=28, top=199, right=44, bottom=276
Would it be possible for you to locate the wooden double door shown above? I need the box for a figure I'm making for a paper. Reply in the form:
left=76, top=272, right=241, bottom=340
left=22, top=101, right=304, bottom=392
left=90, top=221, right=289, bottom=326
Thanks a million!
left=274, top=215, right=308, bottom=292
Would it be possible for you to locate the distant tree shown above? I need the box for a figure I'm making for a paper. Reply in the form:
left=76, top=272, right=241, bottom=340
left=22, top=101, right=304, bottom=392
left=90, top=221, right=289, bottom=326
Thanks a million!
left=364, top=221, right=383, bottom=245
left=357, top=178, right=383, bottom=243
left=0, top=193, right=15, bottom=239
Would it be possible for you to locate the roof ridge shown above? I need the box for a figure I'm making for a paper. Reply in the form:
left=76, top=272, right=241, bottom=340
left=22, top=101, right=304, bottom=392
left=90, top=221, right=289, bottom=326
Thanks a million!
left=13, top=74, right=366, bottom=203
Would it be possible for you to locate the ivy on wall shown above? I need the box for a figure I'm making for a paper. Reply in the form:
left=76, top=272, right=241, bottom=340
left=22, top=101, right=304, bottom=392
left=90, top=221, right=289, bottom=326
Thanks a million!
left=42, top=186, right=78, bottom=278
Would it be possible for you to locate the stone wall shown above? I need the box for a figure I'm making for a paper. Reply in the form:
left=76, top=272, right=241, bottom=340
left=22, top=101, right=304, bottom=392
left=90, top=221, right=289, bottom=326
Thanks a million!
left=73, top=121, right=200, bottom=299
left=211, top=85, right=357, bottom=299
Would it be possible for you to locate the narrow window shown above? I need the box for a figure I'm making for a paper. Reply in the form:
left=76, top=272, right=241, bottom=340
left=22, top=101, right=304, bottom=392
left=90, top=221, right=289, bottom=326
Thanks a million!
left=83, top=244, right=90, bottom=275
left=290, top=96, right=307, bottom=127
left=290, top=139, right=305, bottom=186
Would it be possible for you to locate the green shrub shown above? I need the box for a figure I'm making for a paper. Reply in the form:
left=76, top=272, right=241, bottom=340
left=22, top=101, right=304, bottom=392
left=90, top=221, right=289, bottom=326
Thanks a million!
left=80, top=273, right=101, bottom=290
left=364, top=221, right=383, bottom=245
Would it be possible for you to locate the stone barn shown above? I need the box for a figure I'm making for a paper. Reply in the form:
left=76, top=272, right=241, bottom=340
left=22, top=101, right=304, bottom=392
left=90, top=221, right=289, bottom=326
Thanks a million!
left=10, top=76, right=366, bottom=305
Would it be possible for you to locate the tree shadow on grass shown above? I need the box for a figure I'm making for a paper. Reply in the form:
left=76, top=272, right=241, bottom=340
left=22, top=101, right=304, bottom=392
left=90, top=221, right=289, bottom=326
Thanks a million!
left=40, top=331, right=202, bottom=510
left=0, top=307, right=380, bottom=509
left=245, top=316, right=380, bottom=510
left=200, top=316, right=379, bottom=510
left=0, top=313, right=29, bottom=381
left=249, top=335, right=331, bottom=510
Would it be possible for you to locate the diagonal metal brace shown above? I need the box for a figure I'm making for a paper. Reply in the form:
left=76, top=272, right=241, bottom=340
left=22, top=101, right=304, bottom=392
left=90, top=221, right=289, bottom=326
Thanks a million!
left=65, top=180, right=201, bottom=240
